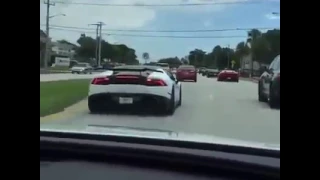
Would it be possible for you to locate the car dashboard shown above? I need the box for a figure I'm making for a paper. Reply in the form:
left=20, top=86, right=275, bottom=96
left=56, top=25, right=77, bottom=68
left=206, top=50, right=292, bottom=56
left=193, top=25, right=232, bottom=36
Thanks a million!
left=40, top=132, right=280, bottom=180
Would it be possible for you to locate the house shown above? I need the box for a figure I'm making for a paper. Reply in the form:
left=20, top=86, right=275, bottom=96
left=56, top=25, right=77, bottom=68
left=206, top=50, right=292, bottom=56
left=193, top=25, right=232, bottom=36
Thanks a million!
left=51, top=41, right=77, bottom=58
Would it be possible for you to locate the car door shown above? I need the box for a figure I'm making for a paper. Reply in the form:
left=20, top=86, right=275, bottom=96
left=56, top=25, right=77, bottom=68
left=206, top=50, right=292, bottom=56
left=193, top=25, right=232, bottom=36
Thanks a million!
left=263, top=56, right=279, bottom=95
left=165, top=70, right=179, bottom=103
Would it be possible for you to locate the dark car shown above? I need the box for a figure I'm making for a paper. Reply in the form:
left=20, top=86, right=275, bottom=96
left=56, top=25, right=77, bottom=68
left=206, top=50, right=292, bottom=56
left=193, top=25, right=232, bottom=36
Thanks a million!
left=198, top=67, right=206, bottom=74
left=201, top=69, right=208, bottom=76
left=258, top=55, right=280, bottom=108
left=206, top=69, right=220, bottom=77
left=176, top=65, right=197, bottom=82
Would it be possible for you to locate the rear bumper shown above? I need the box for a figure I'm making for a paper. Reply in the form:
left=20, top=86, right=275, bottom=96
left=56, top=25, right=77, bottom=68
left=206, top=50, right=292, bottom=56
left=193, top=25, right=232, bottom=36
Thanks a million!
left=88, top=93, right=170, bottom=110
left=89, top=84, right=171, bottom=99
left=272, top=81, right=280, bottom=99
left=176, top=74, right=197, bottom=80
left=218, top=75, right=239, bottom=81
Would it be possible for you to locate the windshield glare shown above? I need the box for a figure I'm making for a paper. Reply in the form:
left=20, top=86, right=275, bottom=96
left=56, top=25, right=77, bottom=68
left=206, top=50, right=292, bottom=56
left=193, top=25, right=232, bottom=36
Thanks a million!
left=40, top=0, right=280, bottom=152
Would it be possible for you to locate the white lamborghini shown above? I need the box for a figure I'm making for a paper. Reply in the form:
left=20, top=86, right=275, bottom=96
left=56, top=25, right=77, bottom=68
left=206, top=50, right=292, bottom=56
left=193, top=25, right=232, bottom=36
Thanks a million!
left=88, top=65, right=182, bottom=115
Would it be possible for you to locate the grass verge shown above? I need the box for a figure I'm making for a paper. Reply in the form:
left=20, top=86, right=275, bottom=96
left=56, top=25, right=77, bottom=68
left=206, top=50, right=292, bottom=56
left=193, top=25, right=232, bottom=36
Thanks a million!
left=49, top=66, right=70, bottom=71
left=40, top=79, right=90, bottom=117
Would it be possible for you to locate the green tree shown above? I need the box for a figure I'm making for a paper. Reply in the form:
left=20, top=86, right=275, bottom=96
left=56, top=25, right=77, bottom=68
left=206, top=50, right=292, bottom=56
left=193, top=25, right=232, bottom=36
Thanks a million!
left=184, top=28, right=280, bottom=69
left=75, top=34, right=138, bottom=65
left=158, top=57, right=182, bottom=68
left=188, top=49, right=206, bottom=67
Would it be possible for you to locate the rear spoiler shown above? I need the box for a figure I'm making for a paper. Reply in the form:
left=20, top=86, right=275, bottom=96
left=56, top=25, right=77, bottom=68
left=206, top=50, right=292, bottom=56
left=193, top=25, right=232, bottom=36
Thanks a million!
left=113, top=67, right=163, bottom=73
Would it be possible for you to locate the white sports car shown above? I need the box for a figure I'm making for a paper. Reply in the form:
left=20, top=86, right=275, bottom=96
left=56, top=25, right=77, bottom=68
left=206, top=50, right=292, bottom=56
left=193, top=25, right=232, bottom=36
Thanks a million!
left=88, top=65, right=182, bottom=115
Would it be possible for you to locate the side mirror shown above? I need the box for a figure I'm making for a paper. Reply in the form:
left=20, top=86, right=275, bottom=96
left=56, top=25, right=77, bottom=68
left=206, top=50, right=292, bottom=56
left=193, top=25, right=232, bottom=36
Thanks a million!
left=175, top=79, right=179, bottom=84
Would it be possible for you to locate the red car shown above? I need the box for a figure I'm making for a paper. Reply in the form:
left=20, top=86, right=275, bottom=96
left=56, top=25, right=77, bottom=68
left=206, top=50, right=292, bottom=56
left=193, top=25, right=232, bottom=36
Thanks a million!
left=176, top=65, right=197, bottom=82
left=217, top=69, right=239, bottom=82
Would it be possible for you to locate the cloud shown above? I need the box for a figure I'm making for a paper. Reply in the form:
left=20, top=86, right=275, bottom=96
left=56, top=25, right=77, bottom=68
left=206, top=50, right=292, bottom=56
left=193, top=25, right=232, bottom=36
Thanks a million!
left=265, top=13, right=280, bottom=20
left=40, top=0, right=249, bottom=28
left=40, top=0, right=156, bottom=29
left=40, top=0, right=248, bottom=43
left=203, top=20, right=212, bottom=27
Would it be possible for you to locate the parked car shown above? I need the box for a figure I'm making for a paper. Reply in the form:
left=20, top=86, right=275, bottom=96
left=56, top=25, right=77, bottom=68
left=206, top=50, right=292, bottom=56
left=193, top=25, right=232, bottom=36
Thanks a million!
left=258, top=55, right=280, bottom=108
left=71, top=63, right=93, bottom=74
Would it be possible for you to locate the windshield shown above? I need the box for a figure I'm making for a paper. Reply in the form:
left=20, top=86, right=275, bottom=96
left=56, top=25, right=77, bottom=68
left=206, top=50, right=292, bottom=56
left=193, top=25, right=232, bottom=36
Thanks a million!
left=74, top=64, right=88, bottom=67
left=40, top=0, right=280, bottom=152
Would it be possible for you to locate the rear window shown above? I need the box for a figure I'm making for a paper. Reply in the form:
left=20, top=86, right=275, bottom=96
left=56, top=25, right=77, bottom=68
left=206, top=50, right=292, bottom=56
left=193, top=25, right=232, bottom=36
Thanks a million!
left=179, top=66, right=195, bottom=70
left=113, top=67, right=163, bottom=76
left=157, top=63, right=169, bottom=67
left=74, top=63, right=88, bottom=67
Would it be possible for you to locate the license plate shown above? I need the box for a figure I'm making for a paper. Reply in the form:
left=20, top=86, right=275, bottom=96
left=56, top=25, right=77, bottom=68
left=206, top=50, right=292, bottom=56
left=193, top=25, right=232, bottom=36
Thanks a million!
left=227, top=77, right=231, bottom=79
left=119, top=97, right=133, bottom=104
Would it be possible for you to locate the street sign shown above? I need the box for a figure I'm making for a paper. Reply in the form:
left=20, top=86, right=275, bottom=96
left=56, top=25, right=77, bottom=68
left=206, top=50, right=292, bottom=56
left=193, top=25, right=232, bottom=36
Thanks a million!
left=231, top=60, right=236, bottom=68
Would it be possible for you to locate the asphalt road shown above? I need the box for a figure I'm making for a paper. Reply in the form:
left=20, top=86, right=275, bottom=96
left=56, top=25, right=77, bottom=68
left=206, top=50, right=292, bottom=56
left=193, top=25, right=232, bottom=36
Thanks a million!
left=40, top=74, right=280, bottom=144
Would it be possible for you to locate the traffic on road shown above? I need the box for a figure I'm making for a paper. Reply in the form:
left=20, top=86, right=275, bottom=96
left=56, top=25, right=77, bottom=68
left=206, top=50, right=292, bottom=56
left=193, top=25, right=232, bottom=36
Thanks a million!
left=40, top=1, right=280, bottom=178
left=40, top=69, right=280, bottom=144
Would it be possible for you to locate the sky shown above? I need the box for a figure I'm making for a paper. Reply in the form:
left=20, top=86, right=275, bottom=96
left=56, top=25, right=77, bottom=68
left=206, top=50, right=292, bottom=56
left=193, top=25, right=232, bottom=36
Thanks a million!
left=40, top=0, right=280, bottom=62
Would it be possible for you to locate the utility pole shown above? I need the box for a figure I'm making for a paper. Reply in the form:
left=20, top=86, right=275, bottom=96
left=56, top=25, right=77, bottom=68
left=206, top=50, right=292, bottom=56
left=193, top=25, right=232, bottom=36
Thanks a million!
left=89, top=22, right=104, bottom=66
left=95, top=25, right=99, bottom=65
left=98, top=22, right=103, bottom=67
left=214, top=54, right=217, bottom=69
left=227, top=44, right=230, bottom=68
left=43, top=0, right=55, bottom=69
left=248, top=32, right=254, bottom=77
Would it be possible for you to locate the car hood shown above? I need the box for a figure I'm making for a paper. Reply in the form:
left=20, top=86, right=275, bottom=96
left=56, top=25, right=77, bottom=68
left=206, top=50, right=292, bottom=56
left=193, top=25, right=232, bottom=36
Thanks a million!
left=40, top=126, right=280, bottom=151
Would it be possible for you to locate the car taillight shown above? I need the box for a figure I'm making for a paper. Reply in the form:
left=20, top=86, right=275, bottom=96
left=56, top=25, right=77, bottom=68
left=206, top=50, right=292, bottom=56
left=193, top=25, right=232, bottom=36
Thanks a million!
left=145, top=78, right=167, bottom=86
left=91, top=77, right=110, bottom=85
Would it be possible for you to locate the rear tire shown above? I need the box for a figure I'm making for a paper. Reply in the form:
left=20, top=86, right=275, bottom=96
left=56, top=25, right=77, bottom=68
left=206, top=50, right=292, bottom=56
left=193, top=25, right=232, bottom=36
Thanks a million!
left=177, top=86, right=182, bottom=106
left=165, top=87, right=175, bottom=115
left=268, top=85, right=279, bottom=108
left=88, top=99, right=99, bottom=114
left=258, top=82, right=267, bottom=102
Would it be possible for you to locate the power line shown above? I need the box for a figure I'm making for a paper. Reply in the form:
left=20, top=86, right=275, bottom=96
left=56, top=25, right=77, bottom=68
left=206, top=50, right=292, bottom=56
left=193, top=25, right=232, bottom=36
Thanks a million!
left=40, top=24, right=279, bottom=33
left=46, top=27, right=247, bottom=38
left=50, top=0, right=267, bottom=7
